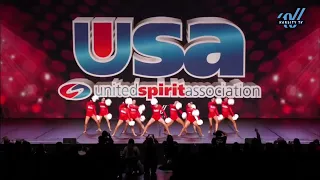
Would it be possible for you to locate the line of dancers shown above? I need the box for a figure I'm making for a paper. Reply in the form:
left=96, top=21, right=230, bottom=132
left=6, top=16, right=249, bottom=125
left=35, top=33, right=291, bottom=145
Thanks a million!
left=84, top=96, right=239, bottom=137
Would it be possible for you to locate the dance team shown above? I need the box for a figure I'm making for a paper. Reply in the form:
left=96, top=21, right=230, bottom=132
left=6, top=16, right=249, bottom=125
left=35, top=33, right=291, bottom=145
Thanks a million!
left=84, top=96, right=239, bottom=137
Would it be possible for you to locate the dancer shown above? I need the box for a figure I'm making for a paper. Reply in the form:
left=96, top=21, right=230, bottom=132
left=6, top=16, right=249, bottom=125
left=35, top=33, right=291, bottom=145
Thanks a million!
left=181, top=102, right=197, bottom=133
left=208, top=98, right=223, bottom=133
left=112, top=101, right=137, bottom=137
left=122, top=99, right=145, bottom=133
left=221, top=98, right=239, bottom=132
left=83, top=95, right=101, bottom=133
left=141, top=98, right=171, bottom=136
left=97, top=98, right=112, bottom=132
left=178, top=103, right=203, bottom=137
left=164, top=101, right=186, bottom=133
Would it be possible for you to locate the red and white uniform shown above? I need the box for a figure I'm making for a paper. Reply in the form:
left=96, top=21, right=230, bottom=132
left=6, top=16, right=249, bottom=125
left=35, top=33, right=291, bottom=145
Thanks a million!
left=151, top=105, right=166, bottom=121
left=222, top=101, right=234, bottom=118
left=208, top=101, right=219, bottom=118
left=129, top=104, right=141, bottom=119
left=99, top=102, right=109, bottom=116
left=119, top=103, right=131, bottom=121
left=186, top=106, right=196, bottom=123
left=86, top=101, right=97, bottom=117
left=169, top=104, right=182, bottom=121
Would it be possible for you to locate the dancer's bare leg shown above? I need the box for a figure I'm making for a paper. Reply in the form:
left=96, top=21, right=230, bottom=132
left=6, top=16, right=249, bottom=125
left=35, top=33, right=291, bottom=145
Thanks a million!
left=83, top=116, right=90, bottom=133
left=130, top=126, right=137, bottom=136
left=178, top=121, right=191, bottom=136
left=164, top=120, right=174, bottom=134
left=193, top=122, right=203, bottom=137
left=112, top=120, right=124, bottom=136
left=122, top=123, right=129, bottom=134
left=214, top=116, right=219, bottom=132
left=135, top=118, right=145, bottom=133
left=92, top=116, right=102, bottom=132
left=141, top=118, right=156, bottom=136
left=104, top=115, right=112, bottom=131
left=176, top=118, right=187, bottom=133
left=208, top=118, right=213, bottom=134
left=228, top=115, right=239, bottom=132
left=158, top=119, right=171, bottom=135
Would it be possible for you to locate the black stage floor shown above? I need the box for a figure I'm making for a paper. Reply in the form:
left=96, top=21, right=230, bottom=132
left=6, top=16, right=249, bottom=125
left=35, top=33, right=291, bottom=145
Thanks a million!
left=1, top=119, right=319, bottom=144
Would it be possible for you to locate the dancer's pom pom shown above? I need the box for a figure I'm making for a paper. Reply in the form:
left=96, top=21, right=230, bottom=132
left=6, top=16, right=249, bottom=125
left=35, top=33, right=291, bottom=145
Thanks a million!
left=140, top=115, right=146, bottom=122
left=197, top=119, right=203, bottom=126
left=215, top=98, right=222, bottom=104
left=107, top=113, right=112, bottom=120
left=138, top=104, right=146, bottom=114
left=129, top=121, right=135, bottom=126
left=151, top=98, right=158, bottom=105
left=228, top=98, right=235, bottom=105
left=192, top=109, right=200, bottom=116
left=175, top=102, right=182, bottom=109
left=91, top=95, right=99, bottom=102
left=125, top=98, right=133, bottom=105
left=233, top=114, right=239, bottom=120
left=105, top=99, right=112, bottom=106
left=165, top=118, right=172, bottom=124
left=182, top=112, right=187, bottom=119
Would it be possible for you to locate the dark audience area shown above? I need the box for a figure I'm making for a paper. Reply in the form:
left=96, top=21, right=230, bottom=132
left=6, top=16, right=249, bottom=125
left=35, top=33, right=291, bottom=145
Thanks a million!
left=1, top=130, right=319, bottom=180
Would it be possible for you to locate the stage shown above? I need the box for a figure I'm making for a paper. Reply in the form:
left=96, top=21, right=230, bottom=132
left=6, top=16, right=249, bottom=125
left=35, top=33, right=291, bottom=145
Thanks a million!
left=0, top=119, right=319, bottom=144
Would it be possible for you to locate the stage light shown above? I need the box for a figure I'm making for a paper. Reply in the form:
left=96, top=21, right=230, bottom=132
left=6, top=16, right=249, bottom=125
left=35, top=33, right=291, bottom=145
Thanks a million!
left=20, top=91, right=26, bottom=97
left=297, top=92, right=303, bottom=98
left=280, top=99, right=286, bottom=104
left=10, top=54, right=16, bottom=59
left=308, top=56, right=313, bottom=60
left=44, top=73, right=51, bottom=80
left=0, top=61, right=2, bottom=65
left=8, top=77, right=13, bottom=82
left=310, top=78, right=315, bottom=83
left=1, top=39, right=5, bottom=43
left=272, top=74, right=279, bottom=82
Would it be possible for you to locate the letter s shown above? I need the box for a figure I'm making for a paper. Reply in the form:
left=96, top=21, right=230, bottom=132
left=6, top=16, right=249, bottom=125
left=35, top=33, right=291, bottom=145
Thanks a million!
left=184, top=17, right=245, bottom=78
left=132, top=17, right=184, bottom=78
left=73, top=17, right=133, bottom=77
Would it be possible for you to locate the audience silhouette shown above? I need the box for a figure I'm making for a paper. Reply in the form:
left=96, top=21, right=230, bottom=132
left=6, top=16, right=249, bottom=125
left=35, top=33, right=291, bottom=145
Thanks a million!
left=1, top=129, right=319, bottom=180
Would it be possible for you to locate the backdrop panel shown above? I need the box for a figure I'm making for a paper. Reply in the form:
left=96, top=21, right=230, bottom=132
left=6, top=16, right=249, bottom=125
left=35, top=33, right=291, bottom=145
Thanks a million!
left=0, top=0, right=319, bottom=119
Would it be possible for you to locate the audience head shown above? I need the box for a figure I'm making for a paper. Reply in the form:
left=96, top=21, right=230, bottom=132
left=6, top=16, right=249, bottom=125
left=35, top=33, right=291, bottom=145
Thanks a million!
left=215, top=130, right=224, bottom=137
left=98, top=136, right=105, bottom=144
left=102, top=131, right=109, bottom=137
left=128, top=138, right=135, bottom=145
left=232, top=142, right=240, bottom=152
left=211, top=138, right=216, bottom=145
left=2, top=136, right=10, bottom=144
left=166, top=135, right=174, bottom=143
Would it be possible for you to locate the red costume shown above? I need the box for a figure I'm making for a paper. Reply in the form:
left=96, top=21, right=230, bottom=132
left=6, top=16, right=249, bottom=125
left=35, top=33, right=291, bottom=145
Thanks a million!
left=119, top=104, right=131, bottom=121
left=129, top=104, right=141, bottom=119
left=208, top=101, right=219, bottom=118
left=169, top=104, right=182, bottom=120
left=151, top=104, right=166, bottom=121
left=186, top=106, right=196, bottom=123
left=222, top=101, right=234, bottom=118
left=86, top=101, right=97, bottom=117
left=99, top=102, right=109, bottom=116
